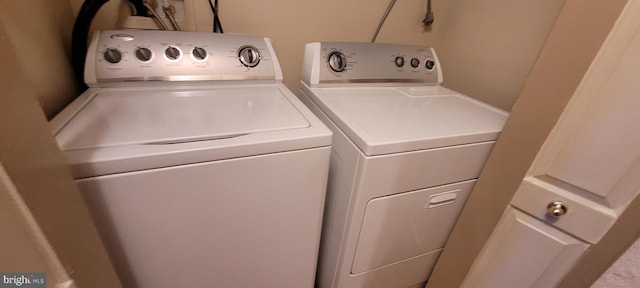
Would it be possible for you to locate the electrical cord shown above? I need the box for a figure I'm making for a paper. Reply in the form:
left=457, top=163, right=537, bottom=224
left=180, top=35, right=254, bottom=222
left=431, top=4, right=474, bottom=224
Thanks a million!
left=423, top=0, right=434, bottom=27
left=208, top=0, right=224, bottom=33
left=215, top=0, right=223, bottom=33
left=371, top=0, right=397, bottom=42
left=207, top=0, right=215, bottom=31
left=72, top=0, right=110, bottom=87
left=128, top=0, right=147, bottom=16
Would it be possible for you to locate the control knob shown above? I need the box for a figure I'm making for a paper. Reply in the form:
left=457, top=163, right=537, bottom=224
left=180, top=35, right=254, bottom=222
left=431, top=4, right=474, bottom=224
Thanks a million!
left=192, top=47, right=208, bottom=61
left=410, top=58, right=420, bottom=68
left=395, top=56, right=405, bottom=67
left=328, top=51, right=347, bottom=72
left=135, top=47, right=152, bottom=62
left=425, top=59, right=435, bottom=70
left=165, top=46, right=181, bottom=61
left=238, top=46, right=261, bottom=67
left=547, top=201, right=568, bottom=217
left=103, top=48, right=122, bottom=64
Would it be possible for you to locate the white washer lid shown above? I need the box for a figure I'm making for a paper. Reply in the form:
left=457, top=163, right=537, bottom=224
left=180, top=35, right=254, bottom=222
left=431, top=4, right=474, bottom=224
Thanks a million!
left=308, top=85, right=508, bottom=155
left=57, top=86, right=310, bottom=150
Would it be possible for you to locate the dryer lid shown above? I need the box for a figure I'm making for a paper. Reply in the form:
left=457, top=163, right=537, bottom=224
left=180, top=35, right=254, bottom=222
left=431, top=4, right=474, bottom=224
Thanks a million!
left=57, top=86, right=310, bottom=150
left=306, top=85, right=508, bottom=155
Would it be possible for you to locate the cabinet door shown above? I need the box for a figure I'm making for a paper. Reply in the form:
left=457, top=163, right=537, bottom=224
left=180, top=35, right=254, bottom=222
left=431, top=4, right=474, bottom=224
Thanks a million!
left=526, top=0, right=640, bottom=211
left=461, top=207, right=588, bottom=288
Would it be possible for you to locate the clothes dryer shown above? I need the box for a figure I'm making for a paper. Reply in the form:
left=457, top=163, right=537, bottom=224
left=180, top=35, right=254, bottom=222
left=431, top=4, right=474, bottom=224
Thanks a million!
left=299, top=42, right=508, bottom=288
left=52, top=30, right=332, bottom=288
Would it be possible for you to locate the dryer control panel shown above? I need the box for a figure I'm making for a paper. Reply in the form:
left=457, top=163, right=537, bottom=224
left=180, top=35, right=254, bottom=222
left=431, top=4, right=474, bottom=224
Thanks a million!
left=85, top=30, right=283, bottom=87
left=302, top=42, right=443, bottom=87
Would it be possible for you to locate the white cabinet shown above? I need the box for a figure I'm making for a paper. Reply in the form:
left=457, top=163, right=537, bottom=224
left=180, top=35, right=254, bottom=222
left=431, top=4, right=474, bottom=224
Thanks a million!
left=460, top=207, right=588, bottom=288
left=457, top=1, right=640, bottom=287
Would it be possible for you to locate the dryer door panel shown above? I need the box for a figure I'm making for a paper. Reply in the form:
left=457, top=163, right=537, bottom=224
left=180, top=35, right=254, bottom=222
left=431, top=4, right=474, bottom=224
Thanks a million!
left=351, top=180, right=475, bottom=274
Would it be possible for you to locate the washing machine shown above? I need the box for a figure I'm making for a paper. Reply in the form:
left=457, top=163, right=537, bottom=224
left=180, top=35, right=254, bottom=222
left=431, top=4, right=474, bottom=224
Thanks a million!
left=51, top=30, right=332, bottom=288
left=298, top=42, right=508, bottom=288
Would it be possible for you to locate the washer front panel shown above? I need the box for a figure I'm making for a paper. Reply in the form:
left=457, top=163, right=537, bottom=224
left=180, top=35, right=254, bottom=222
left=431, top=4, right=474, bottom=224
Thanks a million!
left=77, top=147, right=330, bottom=288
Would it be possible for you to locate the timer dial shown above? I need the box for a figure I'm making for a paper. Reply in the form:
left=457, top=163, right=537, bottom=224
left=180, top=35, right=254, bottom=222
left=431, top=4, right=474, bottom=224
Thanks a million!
left=135, top=47, right=152, bottom=62
left=410, top=58, right=420, bottom=68
left=103, top=48, right=122, bottom=64
left=238, top=46, right=261, bottom=67
left=425, top=59, right=435, bottom=70
left=164, top=46, right=182, bottom=61
left=328, top=51, right=347, bottom=72
left=192, top=47, right=208, bottom=61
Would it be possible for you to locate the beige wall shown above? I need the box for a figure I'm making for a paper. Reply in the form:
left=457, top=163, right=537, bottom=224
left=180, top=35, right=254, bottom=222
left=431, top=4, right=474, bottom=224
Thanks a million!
left=426, top=0, right=631, bottom=287
left=0, top=3, right=122, bottom=287
left=0, top=1, right=80, bottom=119
left=435, top=0, right=566, bottom=111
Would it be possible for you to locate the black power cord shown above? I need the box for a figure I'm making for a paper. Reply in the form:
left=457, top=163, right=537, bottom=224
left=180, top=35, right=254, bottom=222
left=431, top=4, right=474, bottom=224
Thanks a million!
left=129, top=0, right=147, bottom=16
left=423, top=0, right=434, bottom=27
left=208, top=0, right=224, bottom=33
left=72, top=0, right=109, bottom=88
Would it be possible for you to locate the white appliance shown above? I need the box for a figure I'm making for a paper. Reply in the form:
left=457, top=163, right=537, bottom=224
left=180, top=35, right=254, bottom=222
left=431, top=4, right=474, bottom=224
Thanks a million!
left=299, top=42, right=508, bottom=288
left=51, top=30, right=332, bottom=288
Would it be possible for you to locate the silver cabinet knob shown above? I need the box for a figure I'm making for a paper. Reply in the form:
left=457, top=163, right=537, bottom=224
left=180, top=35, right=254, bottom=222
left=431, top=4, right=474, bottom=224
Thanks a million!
left=547, top=201, right=568, bottom=217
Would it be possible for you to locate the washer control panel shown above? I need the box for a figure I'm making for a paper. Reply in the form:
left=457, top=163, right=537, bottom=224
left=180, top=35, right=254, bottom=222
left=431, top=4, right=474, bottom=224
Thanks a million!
left=85, top=30, right=282, bottom=87
left=302, top=42, right=442, bottom=87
